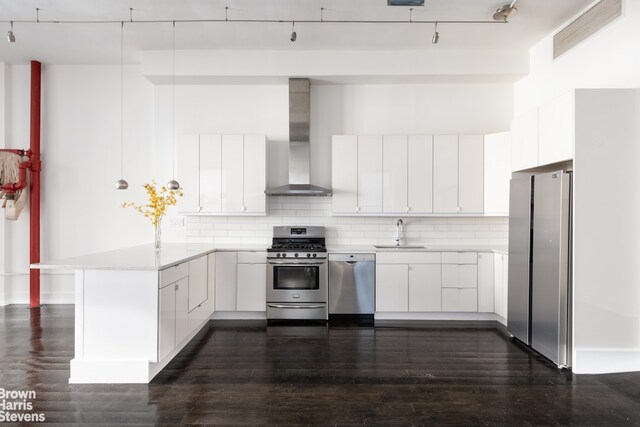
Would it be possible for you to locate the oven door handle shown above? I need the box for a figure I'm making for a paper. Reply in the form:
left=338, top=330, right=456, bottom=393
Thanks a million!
left=267, top=304, right=326, bottom=309
left=267, top=261, right=326, bottom=266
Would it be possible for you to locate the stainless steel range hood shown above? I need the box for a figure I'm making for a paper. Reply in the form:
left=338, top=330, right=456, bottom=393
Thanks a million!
left=265, top=78, right=332, bottom=197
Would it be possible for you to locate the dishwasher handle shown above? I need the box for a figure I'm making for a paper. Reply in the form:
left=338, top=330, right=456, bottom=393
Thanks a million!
left=328, top=253, right=375, bottom=262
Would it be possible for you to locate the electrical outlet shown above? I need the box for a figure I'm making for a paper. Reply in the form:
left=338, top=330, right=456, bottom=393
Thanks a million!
left=168, top=217, right=185, bottom=227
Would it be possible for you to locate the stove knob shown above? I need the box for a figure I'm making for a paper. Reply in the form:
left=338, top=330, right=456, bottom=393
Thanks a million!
left=295, top=253, right=299, bottom=258
left=313, top=253, right=317, bottom=258
left=276, top=253, right=281, bottom=258
left=307, top=253, right=311, bottom=258
left=282, top=253, right=287, bottom=258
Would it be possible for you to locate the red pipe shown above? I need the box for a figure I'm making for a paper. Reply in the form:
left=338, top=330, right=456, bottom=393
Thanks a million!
left=30, top=61, right=42, bottom=309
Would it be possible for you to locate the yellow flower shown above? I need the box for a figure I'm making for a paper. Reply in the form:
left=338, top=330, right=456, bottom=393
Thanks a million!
left=122, top=180, right=184, bottom=226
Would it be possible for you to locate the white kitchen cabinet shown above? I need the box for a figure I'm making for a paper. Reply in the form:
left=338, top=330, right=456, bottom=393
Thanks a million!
left=407, top=135, right=433, bottom=213
left=477, top=253, right=495, bottom=313
left=221, top=135, right=244, bottom=213
left=376, top=264, right=409, bottom=312
left=243, top=135, right=267, bottom=213
left=442, top=288, right=478, bottom=312
left=188, top=255, right=208, bottom=312
left=176, top=135, right=200, bottom=213
left=458, top=135, right=484, bottom=214
left=382, top=135, right=408, bottom=213
left=494, top=253, right=509, bottom=320
left=332, top=135, right=358, bottom=213
left=484, top=132, right=511, bottom=215
left=215, top=251, right=237, bottom=311
left=442, top=265, right=478, bottom=288
left=433, top=135, right=459, bottom=214
left=408, top=264, right=441, bottom=312
left=237, top=262, right=267, bottom=311
left=175, top=277, right=189, bottom=345
left=357, top=135, right=383, bottom=213
left=539, top=92, right=574, bottom=166
left=158, top=283, right=176, bottom=361
left=199, top=135, right=222, bottom=212
left=511, top=109, right=539, bottom=171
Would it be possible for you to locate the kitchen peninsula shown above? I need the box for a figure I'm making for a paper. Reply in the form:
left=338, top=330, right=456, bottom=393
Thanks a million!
left=34, top=244, right=218, bottom=384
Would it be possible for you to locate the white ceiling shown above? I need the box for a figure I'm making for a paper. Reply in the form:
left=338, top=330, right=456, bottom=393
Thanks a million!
left=0, top=0, right=592, bottom=65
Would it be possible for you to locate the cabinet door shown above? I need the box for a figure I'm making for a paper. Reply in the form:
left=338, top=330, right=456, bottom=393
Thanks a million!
left=433, top=135, right=458, bottom=213
left=199, top=135, right=222, bottom=213
left=408, top=135, right=433, bottom=213
left=243, top=135, right=267, bottom=213
left=221, top=135, right=244, bottom=213
left=215, top=252, right=237, bottom=311
left=477, top=253, right=495, bottom=313
left=458, top=135, right=484, bottom=214
left=332, top=136, right=358, bottom=213
left=484, top=132, right=511, bottom=215
left=357, top=135, right=383, bottom=213
left=539, top=92, right=574, bottom=166
left=237, top=263, right=267, bottom=311
left=176, top=135, right=199, bottom=213
left=502, top=255, right=509, bottom=319
left=376, top=264, right=408, bottom=312
left=158, top=283, right=176, bottom=361
left=408, top=264, right=441, bottom=312
left=494, top=254, right=505, bottom=319
left=382, top=135, right=408, bottom=213
left=175, top=277, right=190, bottom=345
left=442, top=265, right=478, bottom=288
left=511, top=109, right=539, bottom=171
left=188, top=255, right=208, bottom=312
left=442, top=288, right=478, bottom=312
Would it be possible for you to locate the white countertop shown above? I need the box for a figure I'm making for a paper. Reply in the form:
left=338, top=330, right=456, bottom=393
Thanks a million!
left=33, top=243, right=218, bottom=271
left=328, top=245, right=508, bottom=254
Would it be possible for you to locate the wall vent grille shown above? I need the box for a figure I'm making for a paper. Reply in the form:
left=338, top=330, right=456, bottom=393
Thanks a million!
left=553, top=0, right=622, bottom=59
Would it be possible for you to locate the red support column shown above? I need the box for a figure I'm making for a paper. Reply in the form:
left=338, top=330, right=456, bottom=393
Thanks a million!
left=29, top=61, right=42, bottom=309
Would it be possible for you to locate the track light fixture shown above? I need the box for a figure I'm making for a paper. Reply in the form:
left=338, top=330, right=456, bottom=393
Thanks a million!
left=7, top=21, right=15, bottom=43
left=493, top=0, right=518, bottom=22
left=432, top=21, right=440, bottom=44
left=167, top=21, right=180, bottom=191
left=290, top=21, right=297, bottom=42
left=116, top=22, right=128, bottom=190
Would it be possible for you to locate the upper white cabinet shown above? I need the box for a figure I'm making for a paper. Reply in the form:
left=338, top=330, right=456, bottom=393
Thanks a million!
left=382, top=135, right=408, bottom=213
left=177, top=134, right=267, bottom=215
left=407, top=135, right=433, bottom=213
left=331, top=135, right=358, bottom=213
left=433, top=135, right=459, bottom=214
left=538, top=92, right=574, bottom=166
left=511, top=109, right=539, bottom=171
left=357, top=135, right=383, bottom=213
left=458, top=135, right=484, bottom=214
left=484, top=132, right=511, bottom=215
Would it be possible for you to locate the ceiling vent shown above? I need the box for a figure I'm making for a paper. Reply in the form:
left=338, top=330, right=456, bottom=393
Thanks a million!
left=554, top=0, right=622, bottom=59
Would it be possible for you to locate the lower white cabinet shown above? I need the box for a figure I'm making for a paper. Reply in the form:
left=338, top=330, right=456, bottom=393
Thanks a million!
left=376, top=264, right=409, bottom=312
left=441, top=264, right=477, bottom=288
left=175, top=277, right=189, bottom=345
left=188, top=256, right=208, bottom=312
left=216, top=251, right=267, bottom=312
left=494, top=253, right=509, bottom=319
left=158, top=283, right=176, bottom=361
left=477, top=253, right=495, bottom=313
left=442, top=288, right=478, bottom=312
left=408, top=265, right=441, bottom=312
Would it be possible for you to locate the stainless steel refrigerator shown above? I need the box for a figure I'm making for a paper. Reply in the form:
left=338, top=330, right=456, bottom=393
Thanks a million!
left=507, top=170, right=572, bottom=368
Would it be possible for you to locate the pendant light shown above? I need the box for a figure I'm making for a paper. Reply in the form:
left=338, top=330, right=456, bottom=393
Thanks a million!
left=7, top=21, right=15, bottom=43
left=115, top=21, right=128, bottom=190
left=432, top=21, right=440, bottom=44
left=290, top=21, right=297, bottom=42
left=167, top=20, right=180, bottom=191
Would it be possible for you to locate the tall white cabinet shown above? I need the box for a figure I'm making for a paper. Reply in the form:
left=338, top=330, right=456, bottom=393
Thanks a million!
left=177, top=134, right=267, bottom=214
left=433, top=135, right=459, bottom=214
left=484, top=132, right=511, bottom=215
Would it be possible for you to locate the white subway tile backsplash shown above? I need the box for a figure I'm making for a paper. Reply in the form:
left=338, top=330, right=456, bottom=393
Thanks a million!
left=184, top=196, right=508, bottom=246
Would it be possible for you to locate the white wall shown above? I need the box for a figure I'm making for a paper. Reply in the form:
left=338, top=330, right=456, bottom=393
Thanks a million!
left=1, top=64, right=155, bottom=304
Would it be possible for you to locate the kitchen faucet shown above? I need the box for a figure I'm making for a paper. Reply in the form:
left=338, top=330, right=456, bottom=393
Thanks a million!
left=395, top=219, right=404, bottom=247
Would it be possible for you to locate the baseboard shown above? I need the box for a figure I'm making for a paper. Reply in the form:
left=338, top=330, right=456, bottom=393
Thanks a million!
left=574, top=349, right=640, bottom=374
left=374, top=312, right=500, bottom=321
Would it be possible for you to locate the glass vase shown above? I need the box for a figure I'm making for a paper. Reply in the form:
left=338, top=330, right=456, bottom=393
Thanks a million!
left=154, top=219, right=162, bottom=251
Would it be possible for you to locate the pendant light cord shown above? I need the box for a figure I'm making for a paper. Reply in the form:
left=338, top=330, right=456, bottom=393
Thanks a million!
left=172, top=20, right=176, bottom=181
left=120, top=21, right=124, bottom=180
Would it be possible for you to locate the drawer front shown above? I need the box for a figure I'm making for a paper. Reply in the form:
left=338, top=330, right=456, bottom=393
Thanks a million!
left=376, top=252, right=441, bottom=264
left=442, top=288, right=478, bottom=312
left=442, top=264, right=478, bottom=288
left=160, top=262, right=189, bottom=288
left=442, top=252, right=478, bottom=264
left=237, top=251, right=267, bottom=264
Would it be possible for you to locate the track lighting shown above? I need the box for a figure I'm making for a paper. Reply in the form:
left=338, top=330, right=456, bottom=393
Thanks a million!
left=290, top=21, right=297, bottom=42
left=116, top=22, right=128, bottom=190
left=432, top=22, right=440, bottom=44
left=7, top=21, right=15, bottom=43
left=167, top=21, right=180, bottom=191
left=493, top=0, right=518, bottom=21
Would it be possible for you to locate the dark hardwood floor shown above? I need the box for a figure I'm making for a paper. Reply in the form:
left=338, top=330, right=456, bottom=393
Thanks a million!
left=2, top=305, right=640, bottom=426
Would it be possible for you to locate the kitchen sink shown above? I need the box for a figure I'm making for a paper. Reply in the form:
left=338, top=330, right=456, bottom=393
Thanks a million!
left=373, top=245, right=427, bottom=249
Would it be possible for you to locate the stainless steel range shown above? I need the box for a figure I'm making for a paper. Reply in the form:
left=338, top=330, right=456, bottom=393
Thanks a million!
left=266, top=226, right=328, bottom=321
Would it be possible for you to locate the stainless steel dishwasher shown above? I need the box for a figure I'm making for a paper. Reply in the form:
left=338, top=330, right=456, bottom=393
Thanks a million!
left=328, top=253, right=375, bottom=324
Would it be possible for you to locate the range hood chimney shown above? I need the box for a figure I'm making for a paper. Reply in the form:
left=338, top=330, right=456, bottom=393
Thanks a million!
left=265, top=78, right=332, bottom=197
